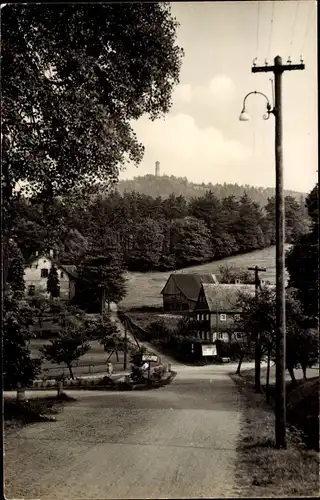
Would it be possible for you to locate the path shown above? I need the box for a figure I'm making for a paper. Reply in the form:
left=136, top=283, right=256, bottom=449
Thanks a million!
left=5, top=364, right=242, bottom=499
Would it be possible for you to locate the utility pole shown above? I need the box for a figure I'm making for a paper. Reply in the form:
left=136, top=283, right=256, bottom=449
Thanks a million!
left=248, top=266, right=266, bottom=393
left=252, top=55, right=304, bottom=449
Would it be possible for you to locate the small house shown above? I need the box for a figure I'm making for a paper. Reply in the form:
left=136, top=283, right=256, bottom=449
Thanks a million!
left=24, top=252, right=78, bottom=301
left=160, top=273, right=219, bottom=312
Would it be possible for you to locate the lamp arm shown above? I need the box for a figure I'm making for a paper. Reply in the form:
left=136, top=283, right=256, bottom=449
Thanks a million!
left=241, top=91, right=274, bottom=120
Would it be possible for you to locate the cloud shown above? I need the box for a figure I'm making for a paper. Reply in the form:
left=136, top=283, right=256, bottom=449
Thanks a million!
left=209, top=75, right=236, bottom=99
left=173, top=74, right=236, bottom=108
left=173, top=83, right=193, bottom=103
left=124, top=76, right=247, bottom=184
left=126, top=111, right=250, bottom=184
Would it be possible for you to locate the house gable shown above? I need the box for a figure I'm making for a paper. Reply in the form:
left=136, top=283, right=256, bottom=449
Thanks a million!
left=24, top=254, right=76, bottom=300
left=160, top=274, right=181, bottom=296
left=194, top=285, right=210, bottom=311
left=161, top=273, right=218, bottom=301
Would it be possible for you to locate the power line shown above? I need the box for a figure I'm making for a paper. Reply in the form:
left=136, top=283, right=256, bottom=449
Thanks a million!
left=300, top=1, right=314, bottom=55
left=267, top=1, right=275, bottom=60
left=289, top=0, right=300, bottom=57
left=256, top=1, right=260, bottom=58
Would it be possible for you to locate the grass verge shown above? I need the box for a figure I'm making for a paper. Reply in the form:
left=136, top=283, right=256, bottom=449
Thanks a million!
left=232, top=374, right=319, bottom=497
left=4, top=393, right=76, bottom=432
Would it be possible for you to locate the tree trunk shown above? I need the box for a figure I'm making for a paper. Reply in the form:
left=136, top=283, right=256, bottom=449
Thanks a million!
left=255, top=333, right=261, bottom=392
left=106, top=351, right=113, bottom=362
left=287, top=365, right=297, bottom=385
left=265, top=346, right=271, bottom=403
left=236, top=353, right=244, bottom=375
left=67, top=364, right=74, bottom=379
left=115, top=350, right=119, bottom=362
left=302, top=364, right=307, bottom=379
left=107, top=300, right=110, bottom=313
left=101, top=289, right=106, bottom=314
left=2, top=235, right=10, bottom=293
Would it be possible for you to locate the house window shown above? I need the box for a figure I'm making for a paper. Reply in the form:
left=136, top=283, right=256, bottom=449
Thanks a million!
left=220, top=314, right=227, bottom=321
left=60, top=271, right=64, bottom=278
left=235, top=332, right=242, bottom=339
left=41, top=268, right=49, bottom=278
left=28, top=285, right=35, bottom=296
left=197, top=314, right=200, bottom=321
left=218, top=332, right=223, bottom=340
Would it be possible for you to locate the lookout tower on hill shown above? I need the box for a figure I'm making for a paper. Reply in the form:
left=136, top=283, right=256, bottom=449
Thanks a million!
left=155, top=161, right=160, bottom=176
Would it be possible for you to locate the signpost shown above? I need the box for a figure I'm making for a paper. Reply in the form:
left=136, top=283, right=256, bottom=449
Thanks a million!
left=201, top=345, right=217, bottom=357
left=142, top=354, right=159, bottom=363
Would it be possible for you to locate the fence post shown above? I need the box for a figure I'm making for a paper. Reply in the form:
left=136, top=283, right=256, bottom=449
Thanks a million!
left=16, top=383, right=26, bottom=402
left=57, top=380, right=63, bottom=397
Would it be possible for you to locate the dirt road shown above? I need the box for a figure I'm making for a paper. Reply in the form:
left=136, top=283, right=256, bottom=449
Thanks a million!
left=5, top=364, right=242, bottom=499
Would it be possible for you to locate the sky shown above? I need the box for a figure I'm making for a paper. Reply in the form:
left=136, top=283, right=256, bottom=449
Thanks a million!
left=120, top=1, right=318, bottom=193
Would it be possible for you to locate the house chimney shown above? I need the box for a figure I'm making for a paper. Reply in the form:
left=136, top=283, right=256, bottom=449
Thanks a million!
left=155, top=161, right=160, bottom=176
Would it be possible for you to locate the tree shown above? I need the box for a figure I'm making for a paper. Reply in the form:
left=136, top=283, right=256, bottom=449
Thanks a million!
left=188, top=191, right=229, bottom=258
left=265, top=195, right=308, bottom=244
left=234, top=288, right=318, bottom=390
left=286, top=184, right=319, bottom=321
left=77, top=249, right=126, bottom=313
left=235, top=193, right=266, bottom=252
left=6, top=239, right=25, bottom=300
left=40, top=329, right=90, bottom=379
left=2, top=2, right=183, bottom=287
left=47, top=265, right=60, bottom=299
left=228, top=330, right=255, bottom=376
left=170, top=216, right=213, bottom=268
left=218, top=265, right=255, bottom=285
left=29, top=292, right=50, bottom=329
left=85, top=312, right=126, bottom=361
left=232, top=288, right=275, bottom=391
left=127, top=218, right=164, bottom=271
left=147, top=319, right=171, bottom=342
left=59, top=228, right=89, bottom=265
left=3, top=291, right=41, bottom=389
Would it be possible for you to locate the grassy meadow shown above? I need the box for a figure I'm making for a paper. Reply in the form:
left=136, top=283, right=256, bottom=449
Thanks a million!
left=120, top=245, right=290, bottom=310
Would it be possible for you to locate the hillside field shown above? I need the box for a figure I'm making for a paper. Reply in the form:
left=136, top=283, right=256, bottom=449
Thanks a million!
left=120, top=245, right=290, bottom=310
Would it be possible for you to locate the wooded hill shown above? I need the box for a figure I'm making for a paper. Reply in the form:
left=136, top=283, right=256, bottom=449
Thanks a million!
left=117, top=174, right=305, bottom=206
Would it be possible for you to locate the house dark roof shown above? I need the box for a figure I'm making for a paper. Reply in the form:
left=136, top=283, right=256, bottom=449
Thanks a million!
left=60, top=265, right=78, bottom=279
left=201, top=283, right=256, bottom=312
left=161, top=273, right=218, bottom=301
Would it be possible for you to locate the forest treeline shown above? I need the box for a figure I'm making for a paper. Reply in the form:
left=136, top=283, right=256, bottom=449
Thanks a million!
left=14, top=188, right=309, bottom=272
left=117, top=174, right=306, bottom=206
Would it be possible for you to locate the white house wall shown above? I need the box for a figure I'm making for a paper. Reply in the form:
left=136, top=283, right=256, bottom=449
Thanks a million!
left=24, top=257, right=71, bottom=299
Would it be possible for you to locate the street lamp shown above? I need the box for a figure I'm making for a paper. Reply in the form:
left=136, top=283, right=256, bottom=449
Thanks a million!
left=239, top=91, right=274, bottom=122
left=239, top=86, right=287, bottom=449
